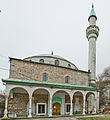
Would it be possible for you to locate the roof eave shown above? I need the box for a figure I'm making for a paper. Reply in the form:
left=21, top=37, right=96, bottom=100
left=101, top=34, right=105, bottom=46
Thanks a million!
left=2, top=79, right=99, bottom=91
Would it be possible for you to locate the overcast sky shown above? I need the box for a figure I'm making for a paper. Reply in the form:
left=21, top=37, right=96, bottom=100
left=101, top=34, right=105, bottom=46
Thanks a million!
left=0, top=0, right=110, bottom=90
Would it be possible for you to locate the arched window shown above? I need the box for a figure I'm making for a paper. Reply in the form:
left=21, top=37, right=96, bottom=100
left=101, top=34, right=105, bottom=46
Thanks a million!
left=65, top=76, right=70, bottom=83
left=39, top=59, right=44, bottom=63
left=68, top=64, right=71, bottom=68
left=42, top=73, right=48, bottom=82
left=55, top=60, right=59, bottom=66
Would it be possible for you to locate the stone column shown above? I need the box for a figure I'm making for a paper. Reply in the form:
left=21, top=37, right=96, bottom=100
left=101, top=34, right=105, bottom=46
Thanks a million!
left=49, top=94, right=52, bottom=116
left=96, top=92, right=99, bottom=113
left=70, top=95, right=73, bottom=115
left=3, top=95, right=8, bottom=118
left=93, top=95, right=97, bottom=114
left=83, top=94, right=86, bottom=115
left=28, top=97, right=32, bottom=118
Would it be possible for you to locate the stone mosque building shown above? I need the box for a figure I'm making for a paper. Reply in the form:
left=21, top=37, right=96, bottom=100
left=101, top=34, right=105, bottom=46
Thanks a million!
left=2, top=5, right=99, bottom=118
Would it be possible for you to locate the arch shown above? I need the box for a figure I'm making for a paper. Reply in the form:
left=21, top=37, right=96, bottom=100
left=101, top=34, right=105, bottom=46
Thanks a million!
left=32, top=88, right=50, bottom=104
left=32, top=88, right=50, bottom=116
left=86, top=92, right=95, bottom=97
left=52, top=90, right=71, bottom=115
left=86, top=92, right=96, bottom=114
left=73, top=90, right=84, bottom=96
left=52, top=89, right=71, bottom=97
left=52, top=97, right=62, bottom=105
left=32, top=87, right=51, bottom=96
left=73, top=91, right=83, bottom=114
left=8, top=86, right=29, bottom=96
left=8, top=87, right=29, bottom=117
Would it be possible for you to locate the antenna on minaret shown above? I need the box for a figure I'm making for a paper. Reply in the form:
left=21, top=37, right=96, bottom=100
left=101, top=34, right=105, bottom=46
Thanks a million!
left=51, top=51, right=53, bottom=55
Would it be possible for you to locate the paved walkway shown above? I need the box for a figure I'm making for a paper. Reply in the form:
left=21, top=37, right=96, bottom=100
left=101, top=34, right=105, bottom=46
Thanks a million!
left=1, top=114, right=110, bottom=120
left=12, top=117, right=78, bottom=120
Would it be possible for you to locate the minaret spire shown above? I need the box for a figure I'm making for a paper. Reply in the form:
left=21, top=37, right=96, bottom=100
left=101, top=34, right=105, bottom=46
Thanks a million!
left=88, top=3, right=97, bottom=22
left=92, top=3, right=94, bottom=8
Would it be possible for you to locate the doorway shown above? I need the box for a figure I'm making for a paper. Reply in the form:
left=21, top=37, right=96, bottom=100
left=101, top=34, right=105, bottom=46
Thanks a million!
left=52, top=102, right=60, bottom=115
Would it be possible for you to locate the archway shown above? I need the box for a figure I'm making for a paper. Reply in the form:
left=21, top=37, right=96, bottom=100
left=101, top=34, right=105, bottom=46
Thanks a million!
left=86, top=92, right=95, bottom=114
left=32, top=88, right=50, bottom=116
left=8, top=87, right=29, bottom=117
left=52, top=90, right=70, bottom=115
left=73, top=91, right=83, bottom=114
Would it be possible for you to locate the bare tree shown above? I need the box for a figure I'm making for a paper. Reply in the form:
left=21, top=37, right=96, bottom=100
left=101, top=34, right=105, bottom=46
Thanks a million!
left=96, top=66, right=110, bottom=108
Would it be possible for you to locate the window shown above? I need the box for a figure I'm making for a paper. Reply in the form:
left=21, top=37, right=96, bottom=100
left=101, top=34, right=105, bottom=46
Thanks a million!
left=39, top=59, right=44, bottom=63
left=55, top=60, right=59, bottom=66
left=68, top=64, right=71, bottom=68
left=43, top=73, right=48, bottom=82
left=37, top=103, right=46, bottom=115
left=66, top=103, right=71, bottom=113
left=65, top=76, right=70, bottom=83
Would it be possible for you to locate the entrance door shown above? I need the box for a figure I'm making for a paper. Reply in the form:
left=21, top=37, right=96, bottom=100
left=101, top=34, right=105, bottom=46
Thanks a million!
left=52, top=102, right=60, bottom=115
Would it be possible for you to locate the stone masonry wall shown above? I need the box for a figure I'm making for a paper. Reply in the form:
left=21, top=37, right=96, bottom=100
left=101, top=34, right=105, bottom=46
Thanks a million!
left=10, top=59, right=89, bottom=86
left=8, top=93, right=29, bottom=116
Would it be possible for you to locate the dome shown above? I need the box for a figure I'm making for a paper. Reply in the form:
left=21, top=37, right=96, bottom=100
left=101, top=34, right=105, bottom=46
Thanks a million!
left=35, top=54, right=67, bottom=61
left=24, top=54, right=78, bottom=70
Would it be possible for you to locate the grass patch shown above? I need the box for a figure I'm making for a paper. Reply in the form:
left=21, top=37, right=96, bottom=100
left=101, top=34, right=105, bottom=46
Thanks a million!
left=81, top=118, right=110, bottom=120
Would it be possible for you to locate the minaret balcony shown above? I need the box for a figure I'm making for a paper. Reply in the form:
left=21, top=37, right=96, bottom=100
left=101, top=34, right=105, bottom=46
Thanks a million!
left=86, top=25, right=99, bottom=39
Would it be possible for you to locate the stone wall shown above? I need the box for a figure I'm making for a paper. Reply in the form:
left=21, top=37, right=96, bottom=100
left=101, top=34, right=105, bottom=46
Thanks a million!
left=8, top=93, right=29, bottom=116
left=10, top=59, right=89, bottom=86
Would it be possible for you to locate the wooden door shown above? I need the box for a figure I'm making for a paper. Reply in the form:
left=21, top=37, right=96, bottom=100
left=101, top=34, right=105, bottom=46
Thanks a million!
left=52, top=102, right=60, bottom=115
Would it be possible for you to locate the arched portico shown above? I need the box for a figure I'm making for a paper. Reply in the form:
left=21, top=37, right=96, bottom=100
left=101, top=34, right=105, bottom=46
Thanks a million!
left=3, top=84, right=99, bottom=118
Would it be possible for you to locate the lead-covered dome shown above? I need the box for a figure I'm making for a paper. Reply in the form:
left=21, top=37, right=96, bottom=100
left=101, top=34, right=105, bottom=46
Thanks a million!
left=24, top=54, right=78, bottom=70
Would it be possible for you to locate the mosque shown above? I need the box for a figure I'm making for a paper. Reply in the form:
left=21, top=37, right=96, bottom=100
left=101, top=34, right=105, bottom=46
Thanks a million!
left=2, top=5, right=99, bottom=118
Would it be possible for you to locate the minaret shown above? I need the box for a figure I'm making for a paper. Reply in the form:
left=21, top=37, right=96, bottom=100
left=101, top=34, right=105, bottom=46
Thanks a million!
left=86, top=4, right=99, bottom=85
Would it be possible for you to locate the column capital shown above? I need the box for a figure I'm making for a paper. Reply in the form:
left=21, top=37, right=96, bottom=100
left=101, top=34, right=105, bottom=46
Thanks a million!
left=29, top=96, right=32, bottom=99
left=69, top=90, right=75, bottom=97
left=83, top=92, right=87, bottom=97
left=5, top=95, right=9, bottom=98
left=49, top=93, right=53, bottom=99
